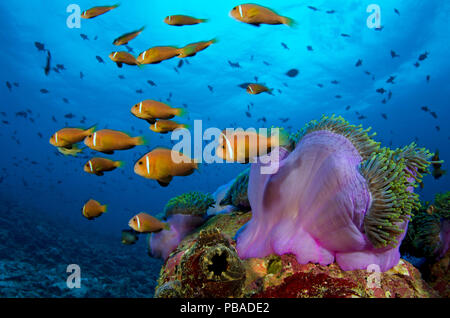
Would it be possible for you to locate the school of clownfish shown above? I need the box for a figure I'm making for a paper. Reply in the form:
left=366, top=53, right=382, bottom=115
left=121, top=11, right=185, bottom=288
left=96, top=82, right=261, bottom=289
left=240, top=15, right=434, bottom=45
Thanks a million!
left=49, top=3, right=294, bottom=236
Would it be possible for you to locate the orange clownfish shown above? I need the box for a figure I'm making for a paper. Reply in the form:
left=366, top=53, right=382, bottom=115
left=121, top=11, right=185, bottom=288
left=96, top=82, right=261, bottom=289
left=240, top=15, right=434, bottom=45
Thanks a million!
left=82, top=199, right=107, bottom=220
left=84, top=157, right=124, bottom=176
left=134, top=148, right=198, bottom=187
left=149, top=120, right=189, bottom=134
left=113, top=26, right=145, bottom=46
left=131, top=100, right=187, bottom=124
left=230, top=4, right=295, bottom=27
left=81, top=4, right=119, bottom=19
left=246, top=83, right=273, bottom=95
left=49, top=126, right=96, bottom=148
left=216, top=129, right=289, bottom=163
left=164, top=15, right=208, bottom=26
left=83, top=129, right=146, bottom=154
left=178, top=38, right=218, bottom=58
left=109, top=51, right=140, bottom=68
left=128, top=212, right=169, bottom=233
left=137, top=46, right=182, bottom=65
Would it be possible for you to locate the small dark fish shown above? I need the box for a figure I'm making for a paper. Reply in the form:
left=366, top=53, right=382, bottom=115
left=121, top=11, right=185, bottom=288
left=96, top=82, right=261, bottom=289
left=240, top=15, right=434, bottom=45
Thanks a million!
left=35, top=42, right=45, bottom=51
left=281, top=42, right=289, bottom=50
left=228, top=61, right=241, bottom=68
left=345, top=105, right=351, bottom=111
left=326, top=10, right=335, bottom=14
left=52, top=115, right=57, bottom=122
left=279, top=118, right=289, bottom=123
left=0, top=112, right=6, bottom=116
left=358, top=115, right=366, bottom=120
left=119, top=75, right=125, bottom=80
left=94, top=36, right=98, bottom=40
left=317, top=83, right=323, bottom=88
left=430, top=111, right=437, bottom=119
left=426, top=75, right=430, bottom=83
left=64, top=113, right=75, bottom=119
left=374, top=26, right=384, bottom=31
left=125, top=45, right=134, bottom=53
left=40, top=88, right=49, bottom=94
left=387, top=91, right=392, bottom=100
left=121, top=229, right=139, bottom=245
left=257, top=117, right=267, bottom=123
left=6, top=81, right=12, bottom=91
left=341, top=33, right=351, bottom=38
left=177, top=59, right=184, bottom=68
left=306, top=45, right=313, bottom=51
left=2, top=120, right=9, bottom=125
left=147, top=80, right=156, bottom=86
left=386, top=76, right=396, bottom=84
left=80, top=34, right=89, bottom=40
left=331, top=80, right=339, bottom=84
left=44, top=50, right=51, bottom=75
left=394, top=8, right=400, bottom=15
left=62, top=98, right=69, bottom=104
left=56, top=64, right=65, bottom=70
left=13, top=82, right=19, bottom=87
left=390, top=50, right=400, bottom=58
left=15, top=111, right=27, bottom=118
left=80, top=72, right=84, bottom=79
left=414, top=62, right=420, bottom=68
left=308, top=6, right=319, bottom=11
left=96, top=56, right=105, bottom=64
left=207, top=85, right=214, bottom=92
left=355, top=59, right=362, bottom=67
left=420, top=106, right=429, bottom=112
left=173, top=67, right=179, bottom=74
left=262, top=61, right=271, bottom=66
left=286, top=69, right=299, bottom=77
left=418, top=52, right=428, bottom=61
left=245, top=111, right=251, bottom=118
left=37, top=132, right=43, bottom=138
left=335, top=95, right=342, bottom=99
left=436, top=126, right=440, bottom=132
left=254, top=76, right=258, bottom=82
left=52, top=67, right=60, bottom=73
left=376, top=88, right=386, bottom=94
left=364, top=71, right=371, bottom=76
left=136, top=89, right=143, bottom=94
left=381, top=113, right=388, bottom=120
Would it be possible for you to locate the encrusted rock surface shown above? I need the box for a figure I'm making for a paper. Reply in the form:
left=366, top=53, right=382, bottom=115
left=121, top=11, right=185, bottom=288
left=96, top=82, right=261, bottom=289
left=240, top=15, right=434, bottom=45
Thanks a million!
left=155, top=211, right=442, bottom=298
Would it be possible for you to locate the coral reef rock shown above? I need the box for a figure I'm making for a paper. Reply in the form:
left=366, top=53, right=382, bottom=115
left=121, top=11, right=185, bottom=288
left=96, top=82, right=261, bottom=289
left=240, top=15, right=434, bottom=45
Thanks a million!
left=155, top=211, right=440, bottom=298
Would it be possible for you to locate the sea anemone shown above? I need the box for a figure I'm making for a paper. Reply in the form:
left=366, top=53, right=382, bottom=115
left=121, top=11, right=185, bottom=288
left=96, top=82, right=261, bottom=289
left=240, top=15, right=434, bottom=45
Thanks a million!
left=235, top=115, right=433, bottom=272
left=148, top=214, right=205, bottom=260
left=164, top=191, right=215, bottom=219
left=402, top=192, right=450, bottom=259
left=219, top=168, right=251, bottom=210
left=207, top=179, right=237, bottom=216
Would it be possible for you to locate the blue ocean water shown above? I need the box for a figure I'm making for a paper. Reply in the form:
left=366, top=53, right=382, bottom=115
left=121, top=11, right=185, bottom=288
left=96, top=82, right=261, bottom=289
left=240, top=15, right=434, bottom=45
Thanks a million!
left=0, top=0, right=448, bottom=297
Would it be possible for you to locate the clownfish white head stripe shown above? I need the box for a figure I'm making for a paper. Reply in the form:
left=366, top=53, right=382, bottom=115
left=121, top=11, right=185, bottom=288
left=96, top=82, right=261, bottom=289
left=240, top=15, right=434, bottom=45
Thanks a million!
left=142, top=51, right=146, bottom=61
left=93, top=132, right=97, bottom=147
left=146, top=155, right=150, bottom=175
left=82, top=205, right=86, bottom=216
left=88, top=160, right=93, bottom=173
left=221, top=133, right=234, bottom=160
left=249, top=85, right=254, bottom=93
left=154, top=122, right=158, bottom=130
left=238, top=5, right=244, bottom=18
left=139, top=102, right=142, bottom=114
left=168, top=16, right=172, bottom=22
left=54, top=132, right=58, bottom=145
left=136, top=215, right=141, bottom=230
left=113, top=52, right=118, bottom=59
